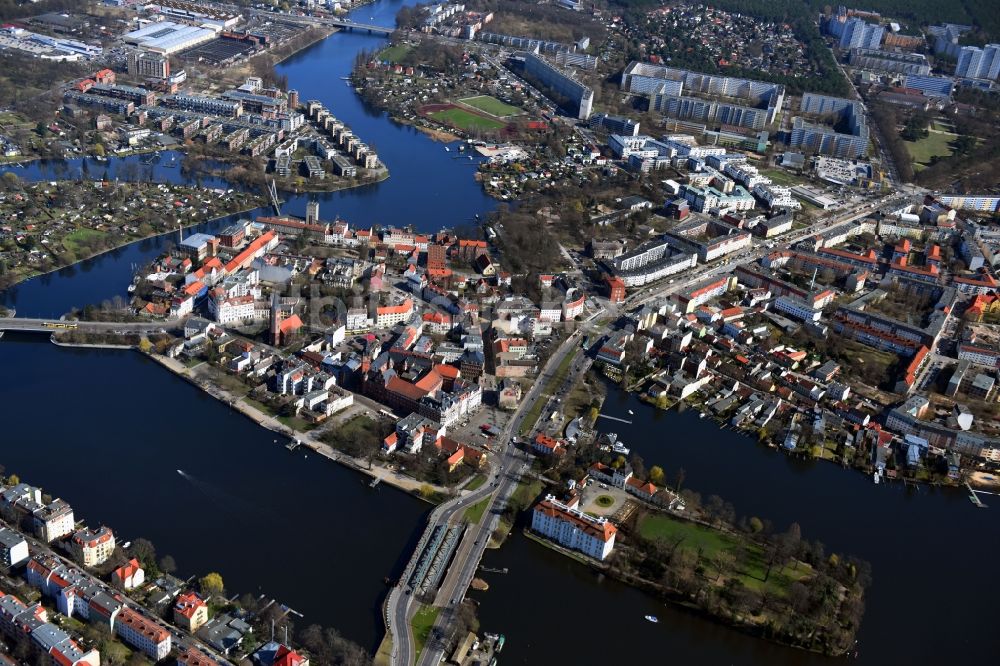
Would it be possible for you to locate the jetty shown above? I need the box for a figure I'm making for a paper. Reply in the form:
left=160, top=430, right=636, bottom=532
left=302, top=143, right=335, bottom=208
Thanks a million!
left=597, top=414, right=633, bottom=424
left=369, top=477, right=382, bottom=489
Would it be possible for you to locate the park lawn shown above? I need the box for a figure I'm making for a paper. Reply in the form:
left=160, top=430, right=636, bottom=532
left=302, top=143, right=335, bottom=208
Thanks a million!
left=411, top=605, right=440, bottom=662
left=428, top=107, right=506, bottom=131
left=905, top=131, right=956, bottom=171
left=379, top=44, right=411, bottom=63
left=638, top=513, right=740, bottom=559
left=760, top=168, right=804, bottom=186
left=465, top=474, right=488, bottom=491
left=463, top=496, right=491, bottom=524
left=459, top=95, right=522, bottom=117
left=841, top=339, right=897, bottom=376
left=640, top=513, right=814, bottom=597
left=277, top=415, right=317, bottom=432
left=512, top=477, right=545, bottom=509
left=62, top=227, right=108, bottom=255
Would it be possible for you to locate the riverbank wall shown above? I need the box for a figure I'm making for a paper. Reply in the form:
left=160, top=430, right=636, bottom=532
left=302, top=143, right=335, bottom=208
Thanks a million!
left=145, top=352, right=447, bottom=500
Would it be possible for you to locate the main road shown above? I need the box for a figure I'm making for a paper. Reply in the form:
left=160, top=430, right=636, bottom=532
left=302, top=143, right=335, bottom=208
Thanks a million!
left=388, top=327, right=584, bottom=666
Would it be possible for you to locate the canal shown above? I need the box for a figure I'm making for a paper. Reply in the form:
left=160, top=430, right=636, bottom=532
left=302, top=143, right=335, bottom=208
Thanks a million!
left=2, top=0, right=999, bottom=662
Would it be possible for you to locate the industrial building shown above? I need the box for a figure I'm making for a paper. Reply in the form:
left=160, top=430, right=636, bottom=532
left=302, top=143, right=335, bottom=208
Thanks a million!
left=123, top=21, right=217, bottom=55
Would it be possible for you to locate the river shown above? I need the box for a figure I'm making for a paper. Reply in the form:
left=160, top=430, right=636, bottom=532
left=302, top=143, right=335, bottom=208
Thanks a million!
left=2, top=0, right=999, bottom=662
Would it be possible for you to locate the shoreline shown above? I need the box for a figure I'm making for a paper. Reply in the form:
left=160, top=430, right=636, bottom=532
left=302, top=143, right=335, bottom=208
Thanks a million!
left=272, top=167, right=390, bottom=194
left=144, top=352, right=448, bottom=501
left=631, top=380, right=965, bottom=490
left=0, top=196, right=267, bottom=296
left=521, top=528, right=857, bottom=657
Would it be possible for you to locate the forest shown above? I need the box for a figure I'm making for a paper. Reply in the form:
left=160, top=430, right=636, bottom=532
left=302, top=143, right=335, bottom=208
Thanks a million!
left=612, top=0, right=998, bottom=40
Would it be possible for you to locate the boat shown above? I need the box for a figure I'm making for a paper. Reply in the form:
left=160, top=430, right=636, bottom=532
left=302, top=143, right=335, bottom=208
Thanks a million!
left=611, top=442, right=630, bottom=455
left=495, top=635, right=505, bottom=652
left=458, top=144, right=465, bottom=151
left=699, top=411, right=707, bottom=419
left=445, top=146, right=450, bottom=152
left=127, top=284, right=136, bottom=293
left=627, top=409, right=634, bottom=415
left=644, top=615, right=659, bottom=623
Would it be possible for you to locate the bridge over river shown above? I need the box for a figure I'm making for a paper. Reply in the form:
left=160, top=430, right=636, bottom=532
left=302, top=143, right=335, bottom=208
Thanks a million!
left=0, top=317, right=180, bottom=334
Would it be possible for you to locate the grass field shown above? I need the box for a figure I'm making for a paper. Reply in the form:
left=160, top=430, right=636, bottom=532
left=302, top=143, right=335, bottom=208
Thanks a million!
left=459, top=95, right=522, bottom=117
left=465, top=474, right=488, bottom=491
left=411, top=605, right=440, bottom=661
left=62, top=228, right=108, bottom=255
left=905, top=131, right=956, bottom=171
left=638, top=513, right=811, bottom=595
left=379, top=44, right=411, bottom=64
left=463, top=496, right=491, bottom=524
left=428, top=107, right=506, bottom=131
left=760, top=168, right=804, bottom=186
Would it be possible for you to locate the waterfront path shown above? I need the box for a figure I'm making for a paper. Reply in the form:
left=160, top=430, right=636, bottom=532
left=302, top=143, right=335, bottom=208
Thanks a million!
left=150, top=353, right=448, bottom=496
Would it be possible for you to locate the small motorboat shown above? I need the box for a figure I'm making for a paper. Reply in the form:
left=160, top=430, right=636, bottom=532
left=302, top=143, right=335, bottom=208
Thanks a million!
left=628, top=409, right=634, bottom=415
left=644, top=615, right=659, bottom=623
left=445, top=146, right=450, bottom=152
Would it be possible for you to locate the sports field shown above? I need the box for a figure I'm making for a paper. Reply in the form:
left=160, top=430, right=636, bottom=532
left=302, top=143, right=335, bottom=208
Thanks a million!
left=458, top=95, right=522, bottom=117
left=426, top=106, right=506, bottom=131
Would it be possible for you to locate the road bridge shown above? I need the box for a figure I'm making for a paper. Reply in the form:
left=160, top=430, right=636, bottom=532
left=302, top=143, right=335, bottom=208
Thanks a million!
left=282, top=14, right=394, bottom=35
left=0, top=317, right=179, bottom=334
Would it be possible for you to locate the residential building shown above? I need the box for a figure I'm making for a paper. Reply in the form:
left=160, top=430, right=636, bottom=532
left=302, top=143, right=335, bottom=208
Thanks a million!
left=70, top=526, right=115, bottom=567
left=114, top=607, right=171, bottom=661
left=174, top=591, right=209, bottom=633
left=0, top=527, right=28, bottom=568
left=519, top=52, right=593, bottom=119
left=111, top=559, right=145, bottom=590
left=954, top=44, right=1000, bottom=81
left=839, top=19, right=884, bottom=50
left=531, top=495, right=617, bottom=560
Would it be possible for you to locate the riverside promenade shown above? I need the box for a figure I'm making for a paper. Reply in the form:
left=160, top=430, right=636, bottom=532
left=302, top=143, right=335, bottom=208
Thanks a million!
left=150, top=353, right=448, bottom=497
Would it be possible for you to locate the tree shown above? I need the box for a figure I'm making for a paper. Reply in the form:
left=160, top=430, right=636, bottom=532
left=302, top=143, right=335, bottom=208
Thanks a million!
left=138, top=338, right=152, bottom=353
left=712, top=550, right=737, bottom=582
left=100, top=638, right=131, bottom=665
left=418, top=483, right=435, bottom=499
left=199, top=572, right=224, bottom=596
left=131, top=538, right=156, bottom=569
left=93, top=143, right=105, bottom=157
left=649, top=465, right=665, bottom=485
left=6, top=474, right=19, bottom=486
left=629, top=454, right=646, bottom=481
left=158, top=555, right=177, bottom=575
left=749, top=516, right=764, bottom=534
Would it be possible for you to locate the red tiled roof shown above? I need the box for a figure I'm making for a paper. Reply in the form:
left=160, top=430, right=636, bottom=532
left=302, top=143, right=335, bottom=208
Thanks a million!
left=534, top=499, right=616, bottom=542
left=386, top=376, right=430, bottom=402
